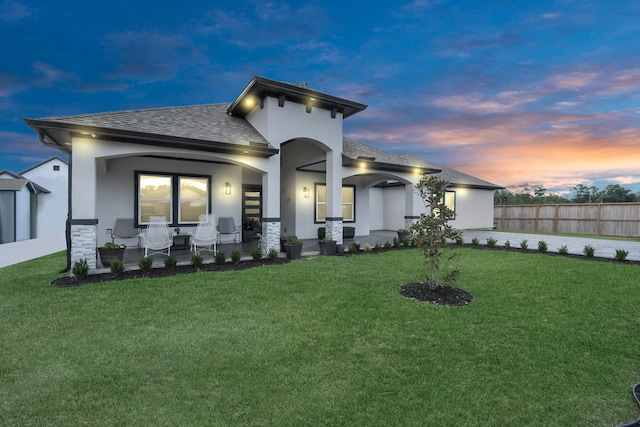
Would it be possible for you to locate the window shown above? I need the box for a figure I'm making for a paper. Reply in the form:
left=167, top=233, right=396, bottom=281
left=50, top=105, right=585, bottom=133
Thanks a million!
left=136, top=172, right=210, bottom=225
left=444, top=191, right=456, bottom=218
left=53, top=165, right=60, bottom=171
left=315, top=184, right=355, bottom=223
left=179, top=177, right=208, bottom=223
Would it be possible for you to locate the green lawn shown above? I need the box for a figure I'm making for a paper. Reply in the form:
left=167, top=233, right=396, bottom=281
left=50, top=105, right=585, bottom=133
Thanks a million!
left=1, top=249, right=639, bottom=426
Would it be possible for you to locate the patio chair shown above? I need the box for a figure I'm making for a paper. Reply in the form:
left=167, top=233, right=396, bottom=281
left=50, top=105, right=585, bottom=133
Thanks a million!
left=190, top=214, right=217, bottom=255
left=110, top=217, right=142, bottom=249
left=143, top=216, right=172, bottom=257
left=217, top=216, right=240, bottom=244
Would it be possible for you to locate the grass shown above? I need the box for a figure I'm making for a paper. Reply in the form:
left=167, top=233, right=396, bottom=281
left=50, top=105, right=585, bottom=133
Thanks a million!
left=1, top=250, right=639, bottom=426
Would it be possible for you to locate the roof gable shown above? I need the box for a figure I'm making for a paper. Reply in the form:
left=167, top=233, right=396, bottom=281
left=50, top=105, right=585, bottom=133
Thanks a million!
left=228, top=76, right=367, bottom=119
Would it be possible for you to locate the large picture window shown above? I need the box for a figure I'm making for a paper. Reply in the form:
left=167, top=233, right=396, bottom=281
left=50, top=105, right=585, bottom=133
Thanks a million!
left=315, top=184, right=355, bottom=223
left=137, top=172, right=210, bottom=225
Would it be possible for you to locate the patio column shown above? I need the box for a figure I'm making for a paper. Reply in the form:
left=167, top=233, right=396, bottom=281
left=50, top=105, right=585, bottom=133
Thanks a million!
left=325, top=150, right=343, bottom=244
left=260, top=156, right=281, bottom=255
left=404, top=182, right=422, bottom=230
left=70, top=138, right=98, bottom=269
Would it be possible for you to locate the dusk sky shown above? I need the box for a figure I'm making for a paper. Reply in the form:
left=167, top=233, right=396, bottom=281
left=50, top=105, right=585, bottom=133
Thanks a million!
left=2, top=0, right=640, bottom=195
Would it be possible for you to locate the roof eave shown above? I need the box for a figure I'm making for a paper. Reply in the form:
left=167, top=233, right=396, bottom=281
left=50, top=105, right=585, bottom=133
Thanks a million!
left=227, top=76, right=368, bottom=119
left=342, top=156, right=441, bottom=175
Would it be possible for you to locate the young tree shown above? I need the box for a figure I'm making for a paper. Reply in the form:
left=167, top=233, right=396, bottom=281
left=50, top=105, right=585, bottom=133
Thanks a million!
left=410, top=175, right=462, bottom=285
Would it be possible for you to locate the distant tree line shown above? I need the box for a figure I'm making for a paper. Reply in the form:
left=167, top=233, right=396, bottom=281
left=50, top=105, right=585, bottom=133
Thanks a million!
left=494, top=184, right=639, bottom=205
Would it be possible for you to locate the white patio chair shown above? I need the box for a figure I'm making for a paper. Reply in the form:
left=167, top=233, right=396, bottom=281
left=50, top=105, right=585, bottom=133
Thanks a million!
left=110, top=217, right=142, bottom=249
left=143, top=216, right=172, bottom=257
left=190, top=214, right=217, bottom=255
left=217, top=216, right=240, bottom=244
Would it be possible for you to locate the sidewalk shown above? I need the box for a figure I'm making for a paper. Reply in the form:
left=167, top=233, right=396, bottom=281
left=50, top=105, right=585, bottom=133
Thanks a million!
left=462, top=230, right=640, bottom=261
left=0, top=235, right=66, bottom=269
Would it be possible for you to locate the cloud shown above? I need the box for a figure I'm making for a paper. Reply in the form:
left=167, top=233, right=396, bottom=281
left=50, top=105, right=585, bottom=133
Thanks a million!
left=0, top=0, right=34, bottom=22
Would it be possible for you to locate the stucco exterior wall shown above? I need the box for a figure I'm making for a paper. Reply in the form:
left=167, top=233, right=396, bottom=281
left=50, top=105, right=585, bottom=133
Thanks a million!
left=95, top=156, right=243, bottom=246
left=449, top=188, right=495, bottom=229
left=246, top=97, right=343, bottom=150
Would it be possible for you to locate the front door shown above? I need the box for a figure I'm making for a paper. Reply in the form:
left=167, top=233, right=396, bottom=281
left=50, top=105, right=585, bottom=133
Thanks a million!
left=242, top=185, right=262, bottom=240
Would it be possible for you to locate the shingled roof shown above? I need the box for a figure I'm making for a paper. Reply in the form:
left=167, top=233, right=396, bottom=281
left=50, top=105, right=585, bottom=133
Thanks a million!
left=24, top=104, right=277, bottom=157
left=398, top=154, right=503, bottom=189
left=342, top=137, right=441, bottom=174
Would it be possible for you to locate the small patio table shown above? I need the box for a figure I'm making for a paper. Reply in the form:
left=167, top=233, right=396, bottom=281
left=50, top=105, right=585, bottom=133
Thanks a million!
left=172, top=234, right=191, bottom=250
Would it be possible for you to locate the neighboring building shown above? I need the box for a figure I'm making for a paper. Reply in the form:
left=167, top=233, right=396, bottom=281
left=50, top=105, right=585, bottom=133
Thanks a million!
left=24, top=76, right=501, bottom=268
left=0, top=157, right=67, bottom=244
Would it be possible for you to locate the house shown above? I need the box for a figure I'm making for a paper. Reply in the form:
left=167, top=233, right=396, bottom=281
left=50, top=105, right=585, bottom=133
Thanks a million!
left=0, top=157, right=68, bottom=244
left=24, top=76, right=501, bottom=268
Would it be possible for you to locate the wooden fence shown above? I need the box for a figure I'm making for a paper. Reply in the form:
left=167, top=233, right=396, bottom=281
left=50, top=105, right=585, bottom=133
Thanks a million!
left=494, top=203, right=640, bottom=237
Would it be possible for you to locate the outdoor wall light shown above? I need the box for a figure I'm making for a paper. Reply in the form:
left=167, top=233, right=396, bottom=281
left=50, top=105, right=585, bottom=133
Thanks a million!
left=224, top=182, right=231, bottom=195
left=303, top=187, right=309, bottom=198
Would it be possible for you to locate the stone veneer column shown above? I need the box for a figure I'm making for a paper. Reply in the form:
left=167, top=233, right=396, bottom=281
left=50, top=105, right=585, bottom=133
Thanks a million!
left=404, top=216, right=419, bottom=231
left=326, top=217, right=343, bottom=244
left=261, top=218, right=281, bottom=255
left=70, top=219, right=98, bottom=269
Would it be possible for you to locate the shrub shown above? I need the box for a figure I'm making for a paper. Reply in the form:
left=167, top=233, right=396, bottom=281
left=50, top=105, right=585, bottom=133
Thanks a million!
left=383, top=241, right=393, bottom=250
left=215, top=251, right=226, bottom=265
left=191, top=253, right=203, bottom=268
left=374, top=242, right=382, bottom=252
left=393, top=237, right=400, bottom=248
left=164, top=255, right=177, bottom=270
left=349, top=241, right=360, bottom=253
left=471, top=237, right=479, bottom=246
left=583, top=245, right=595, bottom=258
left=486, top=237, right=497, bottom=248
left=615, top=249, right=628, bottom=262
left=231, top=249, right=241, bottom=264
left=538, top=240, right=548, bottom=252
left=251, top=247, right=263, bottom=261
left=138, top=257, right=153, bottom=271
left=558, top=245, right=569, bottom=255
left=363, top=243, right=372, bottom=252
left=504, top=240, right=511, bottom=250
left=72, top=259, right=89, bottom=279
left=268, top=248, right=279, bottom=260
left=110, top=258, right=124, bottom=275
left=520, top=240, right=528, bottom=250
left=455, top=236, right=464, bottom=246
left=403, top=238, right=411, bottom=247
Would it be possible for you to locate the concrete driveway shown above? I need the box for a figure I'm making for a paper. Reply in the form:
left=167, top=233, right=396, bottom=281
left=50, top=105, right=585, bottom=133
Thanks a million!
left=461, top=230, right=640, bottom=261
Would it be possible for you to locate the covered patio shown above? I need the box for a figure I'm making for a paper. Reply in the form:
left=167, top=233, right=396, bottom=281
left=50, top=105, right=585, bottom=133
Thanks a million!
left=101, top=230, right=398, bottom=271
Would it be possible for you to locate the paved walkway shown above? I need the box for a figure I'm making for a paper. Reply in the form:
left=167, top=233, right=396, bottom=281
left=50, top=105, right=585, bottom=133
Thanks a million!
left=462, top=230, right=640, bottom=261
left=0, top=235, right=66, bottom=269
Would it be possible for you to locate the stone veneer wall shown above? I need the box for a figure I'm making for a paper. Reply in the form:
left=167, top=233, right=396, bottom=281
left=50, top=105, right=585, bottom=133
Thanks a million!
left=71, top=223, right=97, bottom=269
left=261, top=220, right=280, bottom=255
left=325, top=218, right=343, bottom=244
left=404, top=216, right=418, bottom=231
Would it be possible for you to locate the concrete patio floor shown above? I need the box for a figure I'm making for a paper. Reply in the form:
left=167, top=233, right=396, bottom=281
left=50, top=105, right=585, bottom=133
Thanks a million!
left=114, top=230, right=399, bottom=270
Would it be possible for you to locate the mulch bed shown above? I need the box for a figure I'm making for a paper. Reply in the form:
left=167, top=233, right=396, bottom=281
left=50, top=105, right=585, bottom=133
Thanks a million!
left=398, top=282, right=474, bottom=306
left=50, top=258, right=290, bottom=287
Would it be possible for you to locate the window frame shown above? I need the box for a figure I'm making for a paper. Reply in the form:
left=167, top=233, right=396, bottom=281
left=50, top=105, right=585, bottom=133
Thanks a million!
left=135, top=171, right=211, bottom=227
left=314, top=183, right=356, bottom=223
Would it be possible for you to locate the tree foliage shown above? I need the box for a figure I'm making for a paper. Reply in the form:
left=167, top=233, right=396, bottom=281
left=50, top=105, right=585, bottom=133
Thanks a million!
left=410, top=175, right=462, bottom=285
left=495, top=183, right=640, bottom=205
